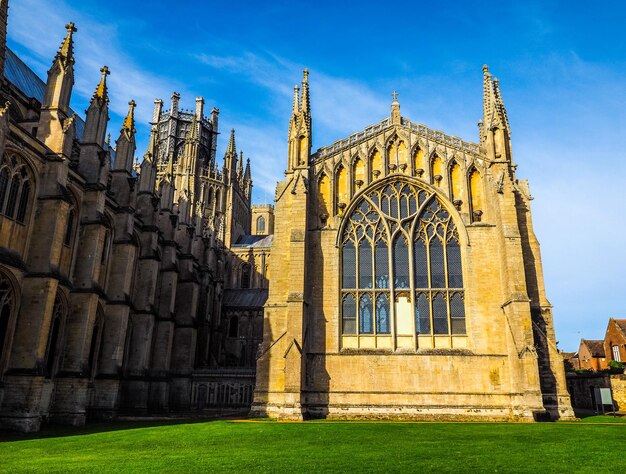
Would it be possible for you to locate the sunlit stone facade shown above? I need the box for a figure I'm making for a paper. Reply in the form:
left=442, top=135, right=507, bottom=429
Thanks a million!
left=251, top=68, right=574, bottom=421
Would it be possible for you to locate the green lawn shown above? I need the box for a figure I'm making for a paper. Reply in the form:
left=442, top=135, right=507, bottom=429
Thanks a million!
left=1, top=419, right=625, bottom=473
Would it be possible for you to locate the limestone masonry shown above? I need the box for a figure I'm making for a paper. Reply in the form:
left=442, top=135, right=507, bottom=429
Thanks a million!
left=0, top=0, right=573, bottom=432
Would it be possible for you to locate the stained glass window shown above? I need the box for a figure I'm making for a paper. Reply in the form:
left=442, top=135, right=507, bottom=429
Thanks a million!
left=342, top=294, right=356, bottom=334
left=375, top=240, right=389, bottom=289
left=342, top=242, right=356, bottom=288
left=340, top=179, right=466, bottom=338
left=393, top=236, right=409, bottom=288
left=416, top=292, right=430, bottom=334
left=376, top=294, right=390, bottom=334
left=359, top=294, right=373, bottom=334
left=359, top=240, right=372, bottom=289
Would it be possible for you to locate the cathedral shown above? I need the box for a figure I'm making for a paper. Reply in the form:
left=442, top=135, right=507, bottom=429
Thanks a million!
left=250, top=69, right=574, bottom=421
left=0, top=1, right=573, bottom=433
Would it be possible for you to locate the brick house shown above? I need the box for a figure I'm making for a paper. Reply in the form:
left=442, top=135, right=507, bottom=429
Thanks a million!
left=578, top=339, right=607, bottom=370
left=604, top=318, right=626, bottom=364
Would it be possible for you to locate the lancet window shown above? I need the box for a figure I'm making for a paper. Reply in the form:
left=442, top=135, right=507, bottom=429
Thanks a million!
left=340, top=180, right=466, bottom=338
left=0, top=154, right=33, bottom=224
left=0, top=273, right=16, bottom=373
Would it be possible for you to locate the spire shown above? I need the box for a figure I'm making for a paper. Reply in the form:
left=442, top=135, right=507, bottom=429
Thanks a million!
left=301, top=69, right=311, bottom=134
left=40, top=22, right=77, bottom=114
left=492, top=77, right=511, bottom=136
left=482, top=65, right=511, bottom=137
left=237, top=150, right=244, bottom=183
left=226, top=128, right=236, bottom=156
left=482, top=65, right=493, bottom=131
left=287, top=69, right=313, bottom=172
left=92, top=65, right=109, bottom=103
left=187, top=113, right=199, bottom=142
left=244, top=157, right=251, bottom=181
left=56, top=22, right=77, bottom=68
left=81, top=66, right=110, bottom=146
left=292, top=84, right=300, bottom=116
left=113, top=100, right=136, bottom=172
left=121, top=100, right=136, bottom=137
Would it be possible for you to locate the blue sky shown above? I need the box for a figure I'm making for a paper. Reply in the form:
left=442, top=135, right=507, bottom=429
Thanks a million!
left=6, top=0, right=626, bottom=351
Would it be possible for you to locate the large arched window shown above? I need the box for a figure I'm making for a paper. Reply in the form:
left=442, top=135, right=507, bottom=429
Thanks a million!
left=0, top=155, right=32, bottom=224
left=340, top=180, right=466, bottom=339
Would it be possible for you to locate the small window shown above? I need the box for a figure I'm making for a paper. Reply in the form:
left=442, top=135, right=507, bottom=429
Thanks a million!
left=613, top=345, right=621, bottom=362
left=256, top=215, right=266, bottom=234
left=241, top=264, right=251, bottom=289
left=228, top=316, right=239, bottom=338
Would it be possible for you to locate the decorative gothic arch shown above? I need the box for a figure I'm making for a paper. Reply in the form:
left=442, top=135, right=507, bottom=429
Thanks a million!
left=337, top=176, right=468, bottom=341
left=0, top=151, right=36, bottom=225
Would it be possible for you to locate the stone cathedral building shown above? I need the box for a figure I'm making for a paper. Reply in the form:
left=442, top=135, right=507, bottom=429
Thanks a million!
left=250, top=69, right=574, bottom=421
left=0, top=5, right=268, bottom=432
left=0, top=1, right=573, bottom=432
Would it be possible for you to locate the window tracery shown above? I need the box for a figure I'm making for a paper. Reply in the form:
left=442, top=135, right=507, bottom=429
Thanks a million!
left=0, top=154, right=32, bottom=224
left=340, top=180, right=466, bottom=339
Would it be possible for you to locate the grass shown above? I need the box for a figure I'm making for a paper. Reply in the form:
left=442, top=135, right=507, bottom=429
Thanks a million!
left=1, top=418, right=626, bottom=473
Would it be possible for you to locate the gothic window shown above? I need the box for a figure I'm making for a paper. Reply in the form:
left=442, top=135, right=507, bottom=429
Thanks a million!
left=340, top=180, right=466, bottom=339
left=228, top=316, right=239, bottom=338
left=88, top=307, right=104, bottom=379
left=241, top=264, right=251, bottom=289
left=64, top=209, right=76, bottom=246
left=0, top=273, right=16, bottom=374
left=45, top=293, right=67, bottom=379
left=0, top=155, right=32, bottom=224
left=256, top=215, right=266, bottom=234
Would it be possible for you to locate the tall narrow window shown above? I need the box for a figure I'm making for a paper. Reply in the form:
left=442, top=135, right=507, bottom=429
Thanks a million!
left=4, top=175, right=20, bottom=218
left=376, top=294, right=390, bottom=334
left=0, top=168, right=9, bottom=210
left=342, top=241, right=356, bottom=288
left=430, top=238, right=445, bottom=288
left=359, top=294, right=373, bottom=334
left=45, top=294, right=66, bottom=379
left=342, top=294, right=356, bottom=334
left=16, top=181, right=30, bottom=223
left=413, top=237, right=428, bottom=288
left=393, top=236, right=409, bottom=288
left=432, top=293, right=448, bottom=335
left=64, top=210, right=75, bottom=246
left=415, top=292, right=430, bottom=334
left=241, top=264, right=251, bottom=289
left=374, top=240, right=389, bottom=289
left=0, top=275, right=15, bottom=365
left=358, top=240, right=372, bottom=289
left=228, top=316, right=239, bottom=338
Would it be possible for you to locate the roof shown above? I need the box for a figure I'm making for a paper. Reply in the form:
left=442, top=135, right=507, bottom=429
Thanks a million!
left=581, top=339, right=605, bottom=358
left=232, top=234, right=273, bottom=248
left=561, top=352, right=578, bottom=360
left=4, top=48, right=85, bottom=139
left=222, top=288, right=268, bottom=308
left=614, top=319, right=626, bottom=335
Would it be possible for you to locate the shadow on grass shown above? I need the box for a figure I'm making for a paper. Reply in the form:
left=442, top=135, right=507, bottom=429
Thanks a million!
left=0, top=411, right=248, bottom=442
